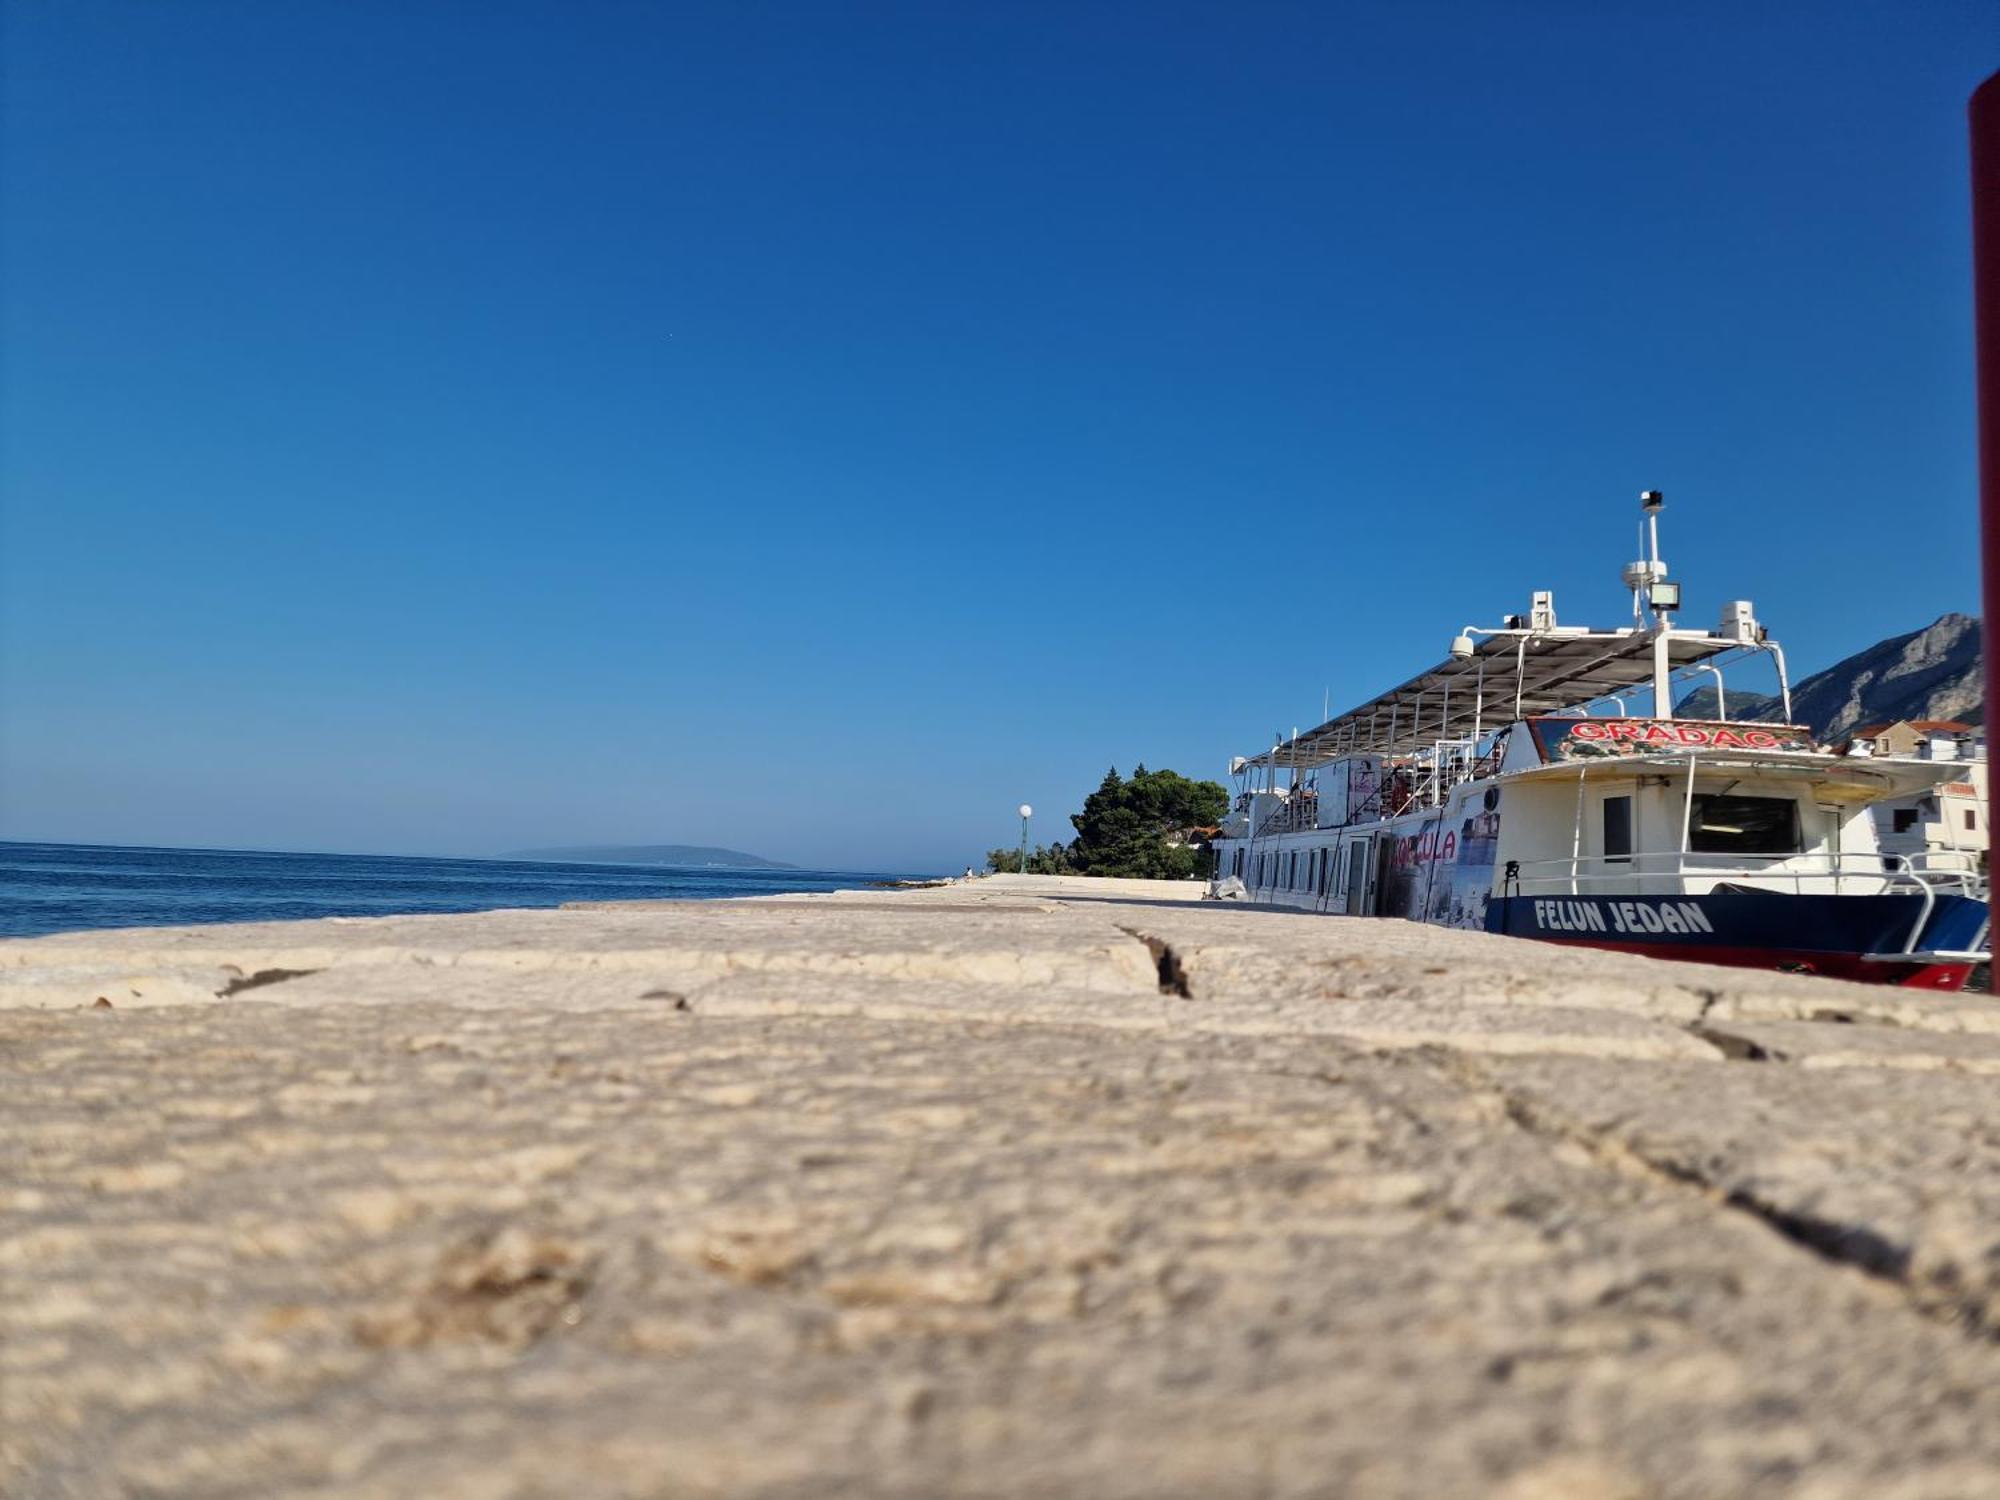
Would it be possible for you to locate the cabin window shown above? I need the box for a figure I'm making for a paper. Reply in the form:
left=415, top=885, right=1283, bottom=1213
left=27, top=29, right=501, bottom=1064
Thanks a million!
left=1319, top=850, right=1333, bottom=897
left=1602, top=796, right=1633, bottom=864
left=1688, top=794, right=1801, bottom=855
left=1967, top=810, right=1978, bottom=831
left=1892, top=809, right=1919, bottom=834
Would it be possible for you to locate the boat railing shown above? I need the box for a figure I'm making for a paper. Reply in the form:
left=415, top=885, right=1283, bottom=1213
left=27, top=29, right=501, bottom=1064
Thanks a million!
left=1248, top=735, right=1506, bottom=840
left=1862, top=865, right=1993, bottom=964
left=1256, top=780, right=1402, bottom=837
left=1503, top=848, right=1983, bottom=899
left=1251, top=795, right=1307, bottom=838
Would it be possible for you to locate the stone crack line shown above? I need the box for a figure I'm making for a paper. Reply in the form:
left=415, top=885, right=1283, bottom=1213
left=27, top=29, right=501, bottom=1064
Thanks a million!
left=1684, top=1023, right=1772, bottom=1062
left=1112, top=926, right=1193, bottom=999
left=1436, top=1051, right=1997, bottom=1346
left=215, top=966, right=322, bottom=998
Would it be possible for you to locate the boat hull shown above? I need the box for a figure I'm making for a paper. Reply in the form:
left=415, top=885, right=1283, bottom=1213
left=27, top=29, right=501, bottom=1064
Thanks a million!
left=1484, top=890, right=1988, bottom=990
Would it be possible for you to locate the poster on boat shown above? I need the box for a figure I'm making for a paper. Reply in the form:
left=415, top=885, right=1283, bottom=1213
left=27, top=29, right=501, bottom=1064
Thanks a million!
left=1313, top=755, right=1383, bottom=828
left=1378, top=818, right=1429, bottom=922
left=1372, top=784, right=1499, bottom=929
left=1527, top=718, right=1816, bottom=764
left=1441, top=785, right=1500, bottom=929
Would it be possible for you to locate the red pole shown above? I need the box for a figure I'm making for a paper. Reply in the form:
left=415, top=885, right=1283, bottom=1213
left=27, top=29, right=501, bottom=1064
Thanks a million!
left=1975, top=72, right=2000, bottom=900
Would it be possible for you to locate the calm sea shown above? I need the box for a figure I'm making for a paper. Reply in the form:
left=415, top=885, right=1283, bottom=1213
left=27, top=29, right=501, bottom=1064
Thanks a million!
left=0, top=841, right=917, bottom=938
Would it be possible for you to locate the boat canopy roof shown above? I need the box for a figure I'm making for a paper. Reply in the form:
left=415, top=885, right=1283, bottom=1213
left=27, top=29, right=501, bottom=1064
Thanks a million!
left=1499, top=751, right=1952, bottom=799
left=1244, top=628, right=1747, bottom=769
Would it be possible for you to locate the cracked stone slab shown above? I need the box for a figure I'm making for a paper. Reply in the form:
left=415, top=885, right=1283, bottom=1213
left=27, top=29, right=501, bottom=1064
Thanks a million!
left=5, top=874, right=2000, bottom=1499
left=14, top=962, right=1716, bottom=1063
left=1089, top=902, right=2000, bottom=1036
left=1701, top=985, right=2000, bottom=1036
left=4, top=1003, right=2000, bottom=1499
left=1692, top=1018, right=2000, bottom=1073
left=1103, top=906, right=1772, bottom=1022
left=1462, top=1053, right=2000, bottom=1339
left=682, top=971, right=1719, bottom=1061
left=8, top=881, right=1991, bottom=1036
left=0, top=901, right=1163, bottom=1009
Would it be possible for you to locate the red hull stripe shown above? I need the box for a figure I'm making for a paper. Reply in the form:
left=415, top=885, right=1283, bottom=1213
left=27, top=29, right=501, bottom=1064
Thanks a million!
left=1528, top=935, right=1974, bottom=991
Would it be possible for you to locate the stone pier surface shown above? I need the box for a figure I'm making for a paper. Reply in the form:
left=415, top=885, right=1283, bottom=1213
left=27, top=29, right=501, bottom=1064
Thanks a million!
left=4, top=877, right=1999, bottom=1498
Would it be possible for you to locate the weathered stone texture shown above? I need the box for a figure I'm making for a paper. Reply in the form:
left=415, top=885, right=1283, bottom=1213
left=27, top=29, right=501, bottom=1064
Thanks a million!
left=3, top=874, right=1997, bottom=1497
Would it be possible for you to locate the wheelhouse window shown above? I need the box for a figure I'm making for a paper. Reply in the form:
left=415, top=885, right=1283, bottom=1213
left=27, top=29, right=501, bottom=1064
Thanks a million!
left=1688, top=794, right=1801, bottom=856
left=1602, top=795, right=1632, bottom=864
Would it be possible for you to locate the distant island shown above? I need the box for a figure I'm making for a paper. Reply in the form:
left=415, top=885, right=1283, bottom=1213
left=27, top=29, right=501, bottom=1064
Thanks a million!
left=504, top=844, right=795, bottom=869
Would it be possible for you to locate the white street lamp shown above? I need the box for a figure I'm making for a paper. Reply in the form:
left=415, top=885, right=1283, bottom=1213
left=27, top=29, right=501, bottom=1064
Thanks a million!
left=1017, top=804, right=1033, bottom=874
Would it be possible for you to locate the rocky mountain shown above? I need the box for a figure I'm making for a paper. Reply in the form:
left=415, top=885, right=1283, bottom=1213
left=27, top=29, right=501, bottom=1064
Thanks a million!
left=1675, top=613, right=1981, bottom=740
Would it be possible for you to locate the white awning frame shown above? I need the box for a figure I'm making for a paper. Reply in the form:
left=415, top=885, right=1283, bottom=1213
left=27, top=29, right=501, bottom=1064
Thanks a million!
left=1244, top=629, right=1767, bottom=770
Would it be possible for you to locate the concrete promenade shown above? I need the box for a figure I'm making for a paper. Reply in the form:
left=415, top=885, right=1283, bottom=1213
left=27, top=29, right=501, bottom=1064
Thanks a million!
left=4, top=874, right=2000, bottom=1497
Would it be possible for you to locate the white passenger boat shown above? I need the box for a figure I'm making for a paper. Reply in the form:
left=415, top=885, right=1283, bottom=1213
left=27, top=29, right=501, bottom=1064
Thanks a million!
left=1208, top=493, right=1990, bottom=990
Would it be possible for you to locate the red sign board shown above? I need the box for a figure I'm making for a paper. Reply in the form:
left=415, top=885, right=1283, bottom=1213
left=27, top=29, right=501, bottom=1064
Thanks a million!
left=1527, top=718, right=1815, bottom=763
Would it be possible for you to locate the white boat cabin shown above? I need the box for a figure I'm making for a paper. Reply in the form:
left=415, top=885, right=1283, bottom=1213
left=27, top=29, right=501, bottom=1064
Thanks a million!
left=1214, top=716, right=1973, bottom=929
left=1210, top=532, right=1980, bottom=927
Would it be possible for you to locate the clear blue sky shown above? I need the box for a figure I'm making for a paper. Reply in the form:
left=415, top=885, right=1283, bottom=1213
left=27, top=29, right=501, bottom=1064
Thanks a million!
left=2, top=2, right=1994, bottom=872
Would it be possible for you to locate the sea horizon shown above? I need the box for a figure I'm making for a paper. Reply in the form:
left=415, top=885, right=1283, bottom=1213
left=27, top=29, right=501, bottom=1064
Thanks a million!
left=0, top=839, right=929, bottom=939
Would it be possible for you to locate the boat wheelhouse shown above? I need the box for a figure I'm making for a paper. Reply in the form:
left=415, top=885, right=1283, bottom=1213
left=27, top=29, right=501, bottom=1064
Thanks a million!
left=1207, top=493, right=1989, bottom=989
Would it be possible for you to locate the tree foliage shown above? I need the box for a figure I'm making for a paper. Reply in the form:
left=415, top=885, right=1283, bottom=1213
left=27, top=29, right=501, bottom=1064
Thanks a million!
left=985, top=765, right=1228, bottom=880
left=983, top=844, right=1076, bottom=876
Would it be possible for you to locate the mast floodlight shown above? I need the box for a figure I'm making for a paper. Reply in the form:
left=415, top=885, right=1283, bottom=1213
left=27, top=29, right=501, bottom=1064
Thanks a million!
left=1640, top=489, right=1664, bottom=511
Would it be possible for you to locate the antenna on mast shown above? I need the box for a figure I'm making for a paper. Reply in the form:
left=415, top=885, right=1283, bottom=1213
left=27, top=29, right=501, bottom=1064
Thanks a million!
left=1621, top=490, right=1684, bottom=715
left=1635, top=491, right=1681, bottom=622
left=1621, top=491, right=1677, bottom=623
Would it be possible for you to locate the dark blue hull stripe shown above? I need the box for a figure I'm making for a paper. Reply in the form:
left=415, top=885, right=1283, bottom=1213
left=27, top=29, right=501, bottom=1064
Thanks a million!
left=1485, top=891, right=1987, bottom=958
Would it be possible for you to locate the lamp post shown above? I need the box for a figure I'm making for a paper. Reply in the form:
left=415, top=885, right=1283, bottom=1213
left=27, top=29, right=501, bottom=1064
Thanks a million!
left=1018, top=803, right=1033, bottom=875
